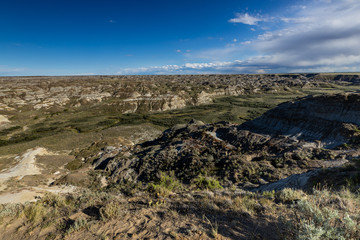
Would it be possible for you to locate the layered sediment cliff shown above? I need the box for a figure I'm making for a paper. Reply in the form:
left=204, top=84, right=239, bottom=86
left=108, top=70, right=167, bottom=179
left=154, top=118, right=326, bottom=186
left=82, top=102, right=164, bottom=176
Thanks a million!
left=241, top=93, right=360, bottom=147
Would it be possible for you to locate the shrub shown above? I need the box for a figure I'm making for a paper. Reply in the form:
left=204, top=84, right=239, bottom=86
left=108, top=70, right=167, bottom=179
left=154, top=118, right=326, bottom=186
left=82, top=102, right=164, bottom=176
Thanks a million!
left=100, top=201, right=124, bottom=220
left=275, top=188, right=304, bottom=203
left=283, top=189, right=360, bottom=240
left=0, top=203, right=23, bottom=220
left=193, top=175, right=222, bottom=190
left=23, top=203, right=47, bottom=223
left=148, top=172, right=182, bottom=197
left=74, top=189, right=116, bottom=208
left=233, top=195, right=260, bottom=215
left=106, top=180, right=141, bottom=196
left=262, top=190, right=275, bottom=199
left=65, top=159, right=83, bottom=170
left=41, top=193, right=67, bottom=208
left=66, top=218, right=88, bottom=234
left=285, top=200, right=359, bottom=240
left=148, top=184, right=171, bottom=198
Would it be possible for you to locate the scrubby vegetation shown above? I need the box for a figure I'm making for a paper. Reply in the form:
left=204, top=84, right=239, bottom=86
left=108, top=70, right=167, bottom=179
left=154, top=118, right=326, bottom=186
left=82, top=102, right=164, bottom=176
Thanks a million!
left=0, top=74, right=359, bottom=239
left=0, top=184, right=359, bottom=239
left=282, top=189, right=360, bottom=240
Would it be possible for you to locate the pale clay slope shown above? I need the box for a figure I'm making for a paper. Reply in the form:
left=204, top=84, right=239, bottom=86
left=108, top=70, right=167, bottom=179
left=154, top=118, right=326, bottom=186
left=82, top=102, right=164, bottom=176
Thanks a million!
left=0, top=115, right=10, bottom=129
left=0, top=147, right=47, bottom=183
left=0, top=148, right=76, bottom=204
left=0, top=115, right=10, bottom=124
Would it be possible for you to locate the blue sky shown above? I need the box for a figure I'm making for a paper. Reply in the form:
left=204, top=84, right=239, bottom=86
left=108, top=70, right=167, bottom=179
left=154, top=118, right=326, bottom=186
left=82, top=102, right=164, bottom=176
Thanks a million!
left=1, top=0, right=360, bottom=75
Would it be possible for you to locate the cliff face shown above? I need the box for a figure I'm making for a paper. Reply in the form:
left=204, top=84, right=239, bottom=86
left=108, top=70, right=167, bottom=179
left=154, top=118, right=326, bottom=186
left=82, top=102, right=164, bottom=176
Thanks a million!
left=241, top=93, right=360, bottom=147
left=101, top=93, right=360, bottom=187
left=0, top=74, right=358, bottom=113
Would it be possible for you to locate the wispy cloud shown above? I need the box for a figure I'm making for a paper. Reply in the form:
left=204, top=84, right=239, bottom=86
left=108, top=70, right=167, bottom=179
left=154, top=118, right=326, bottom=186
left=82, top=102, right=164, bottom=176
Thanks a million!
left=117, top=60, right=274, bottom=75
left=0, top=65, right=26, bottom=76
left=118, top=0, right=360, bottom=75
left=229, top=13, right=264, bottom=25
left=73, top=73, right=96, bottom=76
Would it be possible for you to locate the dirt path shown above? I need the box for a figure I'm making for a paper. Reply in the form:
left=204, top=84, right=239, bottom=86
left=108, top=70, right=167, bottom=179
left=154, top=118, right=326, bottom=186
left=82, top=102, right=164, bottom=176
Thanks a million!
left=0, top=147, right=47, bottom=184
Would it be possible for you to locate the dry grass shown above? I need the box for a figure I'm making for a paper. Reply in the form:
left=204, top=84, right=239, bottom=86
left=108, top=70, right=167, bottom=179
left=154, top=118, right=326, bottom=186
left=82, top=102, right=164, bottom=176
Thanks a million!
left=0, top=186, right=359, bottom=239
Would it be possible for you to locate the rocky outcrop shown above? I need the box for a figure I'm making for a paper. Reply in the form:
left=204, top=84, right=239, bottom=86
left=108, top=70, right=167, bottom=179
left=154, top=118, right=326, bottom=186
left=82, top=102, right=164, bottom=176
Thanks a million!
left=253, top=170, right=321, bottom=192
left=251, top=158, right=349, bottom=192
left=103, top=93, right=360, bottom=187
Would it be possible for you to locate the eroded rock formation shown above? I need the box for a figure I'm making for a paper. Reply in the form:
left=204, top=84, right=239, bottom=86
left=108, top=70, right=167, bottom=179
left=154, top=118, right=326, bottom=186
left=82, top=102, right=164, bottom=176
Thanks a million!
left=1, top=74, right=359, bottom=113
left=100, top=93, right=360, bottom=188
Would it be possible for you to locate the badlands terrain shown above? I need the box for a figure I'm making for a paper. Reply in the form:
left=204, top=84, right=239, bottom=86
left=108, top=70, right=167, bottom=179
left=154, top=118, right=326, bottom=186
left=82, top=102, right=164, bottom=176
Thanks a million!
left=0, top=73, right=359, bottom=239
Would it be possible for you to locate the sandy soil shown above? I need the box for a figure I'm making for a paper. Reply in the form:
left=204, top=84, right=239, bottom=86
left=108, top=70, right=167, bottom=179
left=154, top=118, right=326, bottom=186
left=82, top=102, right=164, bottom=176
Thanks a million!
left=0, top=185, right=77, bottom=204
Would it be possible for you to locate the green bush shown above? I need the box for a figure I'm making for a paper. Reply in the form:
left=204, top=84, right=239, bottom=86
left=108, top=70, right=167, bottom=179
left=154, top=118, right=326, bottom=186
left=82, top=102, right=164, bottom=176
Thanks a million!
left=275, top=188, right=304, bottom=203
left=66, top=218, right=88, bottom=235
left=148, top=172, right=182, bottom=197
left=262, top=190, right=275, bottom=199
left=65, top=159, right=83, bottom=170
left=193, top=175, right=222, bottom=190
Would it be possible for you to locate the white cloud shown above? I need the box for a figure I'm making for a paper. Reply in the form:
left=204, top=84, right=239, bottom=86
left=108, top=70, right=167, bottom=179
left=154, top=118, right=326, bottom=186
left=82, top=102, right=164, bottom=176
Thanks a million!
left=117, top=61, right=251, bottom=75
left=256, top=69, right=267, bottom=74
left=229, top=13, right=264, bottom=25
left=118, top=0, right=360, bottom=75
left=250, top=0, right=360, bottom=70
left=199, top=0, right=360, bottom=73
left=117, top=60, right=278, bottom=75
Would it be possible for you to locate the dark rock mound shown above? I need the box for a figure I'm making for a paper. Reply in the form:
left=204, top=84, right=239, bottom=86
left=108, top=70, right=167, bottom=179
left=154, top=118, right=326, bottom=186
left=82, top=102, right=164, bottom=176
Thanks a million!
left=103, top=93, right=360, bottom=187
